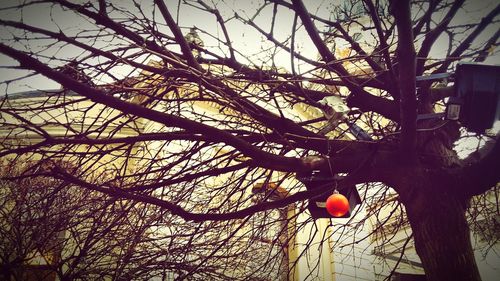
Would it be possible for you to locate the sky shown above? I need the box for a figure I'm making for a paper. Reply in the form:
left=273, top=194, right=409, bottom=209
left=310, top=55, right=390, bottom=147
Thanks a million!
left=0, top=0, right=318, bottom=93
left=0, top=0, right=498, bottom=94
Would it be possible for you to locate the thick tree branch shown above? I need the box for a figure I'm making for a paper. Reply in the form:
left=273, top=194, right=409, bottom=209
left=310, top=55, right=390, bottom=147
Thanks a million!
left=413, top=0, right=442, bottom=36
left=291, top=0, right=400, bottom=122
left=363, top=0, right=396, bottom=78
left=0, top=43, right=308, bottom=172
left=474, top=28, right=500, bottom=62
left=154, top=0, right=202, bottom=70
left=51, top=166, right=335, bottom=222
left=429, top=86, right=454, bottom=103
left=416, top=0, right=465, bottom=75
left=199, top=56, right=399, bottom=120
left=290, top=0, right=345, bottom=74
left=391, top=0, right=417, bottom=159
left=284, top=134, right=397, bottom=175
left=455, top=138, right=500, bottom=198
left=271, top=0, right=387, bottom=80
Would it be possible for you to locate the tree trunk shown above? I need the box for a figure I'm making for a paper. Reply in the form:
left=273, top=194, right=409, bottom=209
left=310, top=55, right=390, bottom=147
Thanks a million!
left=405, top=184, right=481, bottom=281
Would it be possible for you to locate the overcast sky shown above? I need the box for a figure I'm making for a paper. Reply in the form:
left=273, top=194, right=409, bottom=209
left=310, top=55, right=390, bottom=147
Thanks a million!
left=0, top=0, right=498, bottom=94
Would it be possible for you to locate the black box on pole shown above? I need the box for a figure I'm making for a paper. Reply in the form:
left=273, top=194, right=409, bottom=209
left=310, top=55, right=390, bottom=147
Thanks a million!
left=455, top=63, right=500, bottom=133
left=297, top=170, right=361, bottom=219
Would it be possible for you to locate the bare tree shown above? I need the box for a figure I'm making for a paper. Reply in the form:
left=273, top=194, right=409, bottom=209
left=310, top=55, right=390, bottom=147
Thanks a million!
left=0, top=161, right=177, bottom=280
left=0, top=0, right=499, bottom=280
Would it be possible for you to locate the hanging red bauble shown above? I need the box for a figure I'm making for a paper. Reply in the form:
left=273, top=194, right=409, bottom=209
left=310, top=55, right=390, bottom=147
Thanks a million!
left=325, top=193, right=349, bottom=217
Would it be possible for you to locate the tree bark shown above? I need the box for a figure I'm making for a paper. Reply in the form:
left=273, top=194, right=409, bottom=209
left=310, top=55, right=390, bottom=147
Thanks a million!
left=405, top=183, right=481, bottom=281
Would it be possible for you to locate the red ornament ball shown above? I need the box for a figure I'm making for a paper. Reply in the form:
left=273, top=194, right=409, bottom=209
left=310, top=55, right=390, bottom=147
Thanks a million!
left=325, top=193, right=349, bottom=217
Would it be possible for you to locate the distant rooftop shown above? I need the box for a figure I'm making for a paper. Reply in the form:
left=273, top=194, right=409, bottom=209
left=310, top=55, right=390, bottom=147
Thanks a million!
left=3, top=89, right=81, bottom=100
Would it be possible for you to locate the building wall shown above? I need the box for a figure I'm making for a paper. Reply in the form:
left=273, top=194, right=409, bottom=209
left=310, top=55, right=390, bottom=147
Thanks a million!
left=1, top=86, right=376, bottom=280
left=4, top=84, right=497, bottom=280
